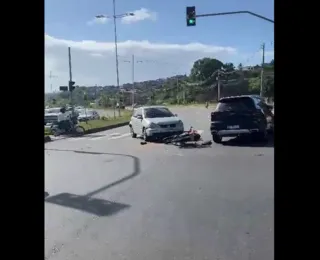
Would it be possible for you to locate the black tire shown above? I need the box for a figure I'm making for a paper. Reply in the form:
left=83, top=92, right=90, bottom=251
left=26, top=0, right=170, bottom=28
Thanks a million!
left=73, top=125, right=85, bottom=136
left=252, top=131, right=267, bottom=142
left=51, top=126, right=59, bottom=137
left=212, top=134, right=222, bottom=143
left=142, top=128, right=151, bottom=142
left=52, top=129, right=59, bottom=137
left=129, top=126, right=137, bottom=138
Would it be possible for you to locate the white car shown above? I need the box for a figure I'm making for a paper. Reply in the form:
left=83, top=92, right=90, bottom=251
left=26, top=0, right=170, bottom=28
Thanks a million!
left=78, top=109, right=100, bottom=121
left=129, top=106, right=184, bottom=141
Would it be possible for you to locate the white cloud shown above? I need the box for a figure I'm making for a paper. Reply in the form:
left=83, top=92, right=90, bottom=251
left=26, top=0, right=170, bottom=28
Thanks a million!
left=45, top=34, right=246, bottom=92
left=121, top=8, right=157, bottom=24
left=87, top=16, right=109, bottom=26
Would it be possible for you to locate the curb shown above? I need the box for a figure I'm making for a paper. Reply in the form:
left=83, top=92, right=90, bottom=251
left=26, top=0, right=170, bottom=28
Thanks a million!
left=44, top=121, right=129, bottom=142
left=85, top=121, right=129, bottom=134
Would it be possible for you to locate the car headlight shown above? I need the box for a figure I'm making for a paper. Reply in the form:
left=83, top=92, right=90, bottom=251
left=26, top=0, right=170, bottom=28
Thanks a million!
left=148, top=122, right=159, bottom=129
left=177, top=120, right=184, bottom=126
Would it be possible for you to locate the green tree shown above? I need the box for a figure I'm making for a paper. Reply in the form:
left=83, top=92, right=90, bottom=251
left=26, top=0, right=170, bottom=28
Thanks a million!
left=264, top=76, right=274, bottom=97
left=190, top=58, right=224, bottom=82
left=248, top=77, right=261, bottom=94
left=100, top=94, right=109, bottom=107
left=223, top=62, right=235, bottom=72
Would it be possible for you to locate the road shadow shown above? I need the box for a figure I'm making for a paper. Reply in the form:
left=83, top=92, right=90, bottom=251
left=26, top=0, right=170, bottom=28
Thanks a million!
left=45, top=149, right=140, bottom=215
left=45, top=192, right=130, bottom=217
left=222, top=134, right=274, bottom=148
left=178, top=144, right=212, bottom=149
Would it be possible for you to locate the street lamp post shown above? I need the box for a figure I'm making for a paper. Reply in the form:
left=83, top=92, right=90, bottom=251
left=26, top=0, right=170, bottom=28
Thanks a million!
left=96, top=3, right=134, bottom=117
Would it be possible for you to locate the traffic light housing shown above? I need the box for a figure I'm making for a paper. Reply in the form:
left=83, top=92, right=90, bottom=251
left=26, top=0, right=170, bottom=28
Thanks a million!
left=186, top=6, right=196, bottom=26
left=69, top=81, right=75, bottom=92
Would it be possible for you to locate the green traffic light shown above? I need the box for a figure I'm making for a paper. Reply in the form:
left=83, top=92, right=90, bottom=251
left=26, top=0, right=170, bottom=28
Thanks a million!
left=189, top=19, right=195, bottom=24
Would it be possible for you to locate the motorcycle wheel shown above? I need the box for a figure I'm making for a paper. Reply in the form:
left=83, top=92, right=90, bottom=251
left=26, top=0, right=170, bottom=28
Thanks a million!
left=50, top=127, right=59, bottom=137
left=73, top=125, right=85, bottom=136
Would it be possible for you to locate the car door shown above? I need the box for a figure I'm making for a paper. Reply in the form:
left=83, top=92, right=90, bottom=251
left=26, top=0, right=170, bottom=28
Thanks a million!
left=131, top=108, right=139, bottom=134
left=133, top=108, right=143, bottom=135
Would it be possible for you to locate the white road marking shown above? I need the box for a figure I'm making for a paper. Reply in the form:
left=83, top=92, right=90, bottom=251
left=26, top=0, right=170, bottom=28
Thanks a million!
left=108, top=133, right=131, bottom=140
left=89, top=136, right=105, bottom=141
left=66, top=133, right=131, bottom=142
left=110, top=133, right=121, bottom=137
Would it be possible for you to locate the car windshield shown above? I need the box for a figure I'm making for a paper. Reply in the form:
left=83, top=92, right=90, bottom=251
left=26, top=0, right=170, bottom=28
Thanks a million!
left=144, top=107, right=174, bottom=118
left=217, top=98, right=256, bottom=112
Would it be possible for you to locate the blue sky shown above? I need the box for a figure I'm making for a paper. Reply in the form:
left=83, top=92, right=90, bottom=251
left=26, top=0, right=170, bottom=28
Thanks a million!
left=45, top=0, right=274, bottom=92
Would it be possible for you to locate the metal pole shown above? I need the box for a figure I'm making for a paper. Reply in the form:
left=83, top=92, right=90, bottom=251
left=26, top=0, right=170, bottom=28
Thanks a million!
left=196, top=11, right=274, bottom=23
left=176, top=77, right=179, bottom=103
left=260, top=43, right=265, bottom=97
left=68, top=47, right=73, bottom=104
left=132, top=54, right=135, bottom=108
left=49, top=71, right=53, bottom=92
left=49, top=71, right=58, bottom=93
left=112, top=0, right=121, bottom=117
left=217, top=70, right=221, bottom=101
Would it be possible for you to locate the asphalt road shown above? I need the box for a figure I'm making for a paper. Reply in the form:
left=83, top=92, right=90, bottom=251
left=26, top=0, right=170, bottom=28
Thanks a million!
left=45, top=107, right=274, bottom=260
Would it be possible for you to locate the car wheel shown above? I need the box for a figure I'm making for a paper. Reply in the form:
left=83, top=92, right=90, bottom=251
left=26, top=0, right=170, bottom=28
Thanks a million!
left=142, top=128, right=151, bottom=142
left=129, top=126, right=137, bottom=138
left=252, top=130, right=268, bottom=142
left=212, top=134, right=222, bottom=143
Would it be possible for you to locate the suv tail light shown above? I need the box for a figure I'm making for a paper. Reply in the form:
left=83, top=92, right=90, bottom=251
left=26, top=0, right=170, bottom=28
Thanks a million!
left=211, top=112, right=219, bottom=121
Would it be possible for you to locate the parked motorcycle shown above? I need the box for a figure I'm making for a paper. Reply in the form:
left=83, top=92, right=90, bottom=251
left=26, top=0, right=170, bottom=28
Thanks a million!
left=50, top=120, right=85, bottom=137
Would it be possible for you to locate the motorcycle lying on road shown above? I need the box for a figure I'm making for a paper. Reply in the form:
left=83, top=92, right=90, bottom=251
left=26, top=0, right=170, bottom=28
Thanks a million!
left=50, top=119, right=85, bottom=137
left=162, top=127, right=212, bottom=147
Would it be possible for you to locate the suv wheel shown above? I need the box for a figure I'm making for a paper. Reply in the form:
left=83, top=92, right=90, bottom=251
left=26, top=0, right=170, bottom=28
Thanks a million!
left=142, top=128, right=151, bottom=142
left=129, top=126, right=137, bottom=138
left=252, top=131, right=267, bottom=142
left=212, top=134, right=222, bottom=143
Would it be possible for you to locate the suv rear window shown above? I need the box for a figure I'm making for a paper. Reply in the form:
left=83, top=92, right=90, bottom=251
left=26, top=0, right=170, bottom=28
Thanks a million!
left=216, top=97, right=256, bottom=112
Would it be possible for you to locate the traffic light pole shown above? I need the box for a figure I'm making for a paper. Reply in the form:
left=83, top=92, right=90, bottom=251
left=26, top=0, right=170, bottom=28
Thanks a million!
left=68, top=47, right=73, bottom=105
left=196, top=10, right=274, bottom=23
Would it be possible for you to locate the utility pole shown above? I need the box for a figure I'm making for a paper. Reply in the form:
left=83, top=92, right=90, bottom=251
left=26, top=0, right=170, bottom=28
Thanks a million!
left=260, top=43, right=265, bottom=97
left=217, top=71, right=221, bottom=101
left=132, top=54, right=135, bottom=108
left=68, top=47, right=73, bottom=104
left=112, top=0, right=121, bottom=117
left=182, top=83, right=186, bottom=104
left=176, top=77, right=179, bottom=104
left=48, top=71, right=58, bottom=92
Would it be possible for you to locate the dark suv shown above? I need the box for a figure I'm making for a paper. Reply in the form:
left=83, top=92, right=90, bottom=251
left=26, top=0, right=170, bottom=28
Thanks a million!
left=210, top=95, right=274, bottom=143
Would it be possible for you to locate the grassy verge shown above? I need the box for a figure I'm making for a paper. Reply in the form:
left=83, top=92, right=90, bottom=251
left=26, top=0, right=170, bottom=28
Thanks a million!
left=44, top=110, right=132, bottom=135
left=79, top=113, right=131, bottom=131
